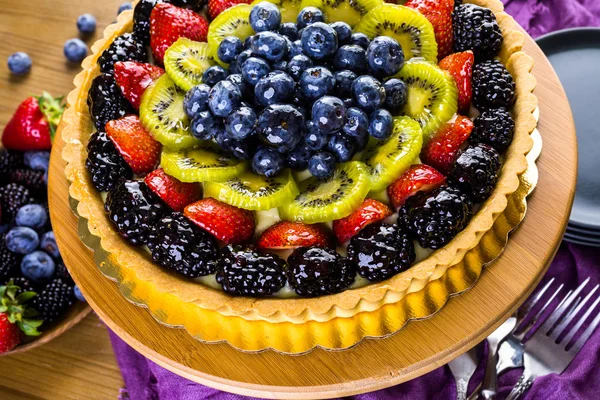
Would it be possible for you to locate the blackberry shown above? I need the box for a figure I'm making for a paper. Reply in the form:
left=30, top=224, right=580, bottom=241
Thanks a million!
left=105, top=181, right=167, bottom=245
left=169, top=0, right=205, bottom=10
left=470, top=108, right=515, bottom=153
left=472, top=60, right=515, bottom=110
left=147, top=213, right=219, bottom=277
left=449, top=144, right=501, bottom=202
left=86, top=131, right=133, bottom=192
left=55, top=262, right=74, bottom=285
left=7, top=277, right=36, bottom=297
left=133, top=0, right=162, bottom=46
left=0, top=234, right=20, bottom=282
left=0, top=149, right=24, bottom=185
left=10, top=169, right=46, bottom=197
left=32, top=278, right=75, bottom=323
left=88, top=73, right=135, bottom=132
left=347, top=223, right=415, bottom=282
left=216, top=245, right=287, bottom=297
left=98, top=33, right=147, bottom=73
left=399, top=186, right=474, bottom=249
left=453, top=4, right=503, bottom=61
left=287, top=246, right=356, bottom=296
left=0, top=183, right=31, bottom=222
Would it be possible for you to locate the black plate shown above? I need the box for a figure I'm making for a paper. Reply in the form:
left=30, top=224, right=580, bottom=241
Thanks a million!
left=567, top=223, right=600, bottom=235
left=563, top=232, right=600, bottom=247
left=564, top=228, right=600, bottom=241
left=537, top=28, right=600, bottom=230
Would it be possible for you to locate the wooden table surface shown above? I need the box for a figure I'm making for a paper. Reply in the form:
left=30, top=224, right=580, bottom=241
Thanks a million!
left=0, top=0, right=128, bottom=398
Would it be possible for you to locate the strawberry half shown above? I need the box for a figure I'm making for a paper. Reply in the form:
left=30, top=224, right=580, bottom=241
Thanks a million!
left=105, top=115, right=161, bottom=175
left=114, top=61, right=164, bottom=110
left=150, top=3, right=209, bottom=64
left=208, top=0, right=252, bottom=21
left=184, top=198, right=255, bottom=244
left=144, top=168, right=202, bottom=212
left=405, top=0, right=454, bottom=59
left=332, top=199, right=392, bottom=243
left=439, top=51, right=474, bottom=114
left=387, top=165, right=446, bottom=209
left=257, top=221, right=333, bottom=250
left=0, top=281, right=42, bottom=354
left=421, top=115, right=474, bottom=174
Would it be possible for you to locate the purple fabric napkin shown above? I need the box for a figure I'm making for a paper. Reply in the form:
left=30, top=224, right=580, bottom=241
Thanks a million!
left=109, top=1, right=600, bottom=398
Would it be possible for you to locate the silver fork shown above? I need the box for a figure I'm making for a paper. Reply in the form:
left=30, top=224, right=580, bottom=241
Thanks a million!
left=506, top=278, right=600, bottom=400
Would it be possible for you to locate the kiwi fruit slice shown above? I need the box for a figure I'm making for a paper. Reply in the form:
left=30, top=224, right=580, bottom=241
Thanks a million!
left=140, top=74, right=202, bottom=150
left=204, top=169, right=300, bottom=210
left=164, top=38, right=215, bottom=91
left=395, top=59, right=458, bottom=140
left=355, top=4, right=437, bottom=62
left=161, top=143, right=247, bottom=183
left=208, top=4, right=255, bottom=67
left=252, top=0, right=302, bottom=24
left=361, top=116, right=423, bottom=191
left=300, top=0, right=382, bottom=28
left=278, top=161, right=371, bottom=223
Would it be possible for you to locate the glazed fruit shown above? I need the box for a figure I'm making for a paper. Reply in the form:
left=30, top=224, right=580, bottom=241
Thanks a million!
left=207, top=4, right=255, bottom=66
left=86, top=131, right=133, bottom=192
left=439, top=50, right=474, bottom=114
left=10, top=169, right=46, bottom=197
left=332, top=198, right=392, bottom=243
left=0, top=234, right=19, bottom=282
left=0, top=184, right=31, bottom=223
left=405, top=0, right=453, bottom=59
left=387, top=164, right=446, bottom=209
left=184, top=198, right=255, bottom=244
left=164, top=38, right=215, bottom=91
left=31, top=278, right=75, bottom=323
left=160, top=145, right=246, bottom=183
left=470, top=108, right=515, bottom=154
left=258, top=221, right=332, bottom=249
left=133, top=0, right=162, bottom=46
left=299, top=0, right=382, bottom=28
left=114, top=61, right=165, bottom=110
left=88, top=74, right=135, bottom=132
left=449, top=143, right=501, bottom=202
left=453, top=3, right=503, bottom=61
left=472, top=60, right=515, bottom=110
left=144, top=168, right=202, bottom=212
left=98, top=33, right=147, bottom=73
left=209, top=0, right=252, bottom=20
left=421, top=115, right=473, bottom=174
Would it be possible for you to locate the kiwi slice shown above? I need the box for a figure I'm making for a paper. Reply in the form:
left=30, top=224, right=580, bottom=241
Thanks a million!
left=208, top=4, right=255, bottom=67
left=278, top=161, right=371, bottom=223
left=300, top=0, right=382, bottom=28
left=204, top=169, right=300, bottom=211
left=161, top=143, right=247, bottom=183
left=164, top=38, right=215, bottom=91
left=252, top=0, right=302, bottom=24
left=395, top=59, right=458, bottom=140
left=355, top=4, right=437, bottom=62
left=140, top=74, right=202, bottom=150
left=361, top=116, right=423, bottom=191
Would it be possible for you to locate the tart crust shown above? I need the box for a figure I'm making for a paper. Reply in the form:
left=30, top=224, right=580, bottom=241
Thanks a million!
left=61, top=0, right=537, bottom=333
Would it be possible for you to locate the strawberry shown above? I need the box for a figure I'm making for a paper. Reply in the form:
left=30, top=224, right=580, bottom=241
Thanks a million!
left=105, top=115, right=161, bottom=175
left=439, top=51, right=474, bottom=114
left=150, top=3, right=209, bottom=64
left=2, top=93, right=64, bottom=151
left=144, top=168, right=202, bottom=212
left=114, top=61, right=164, bottom=110
left=421, top=115, right=474, bottom=174
left=332, top=199, right=392, bottom=243
left=0, top=281, right=42, bottom=354
left=184, top=198, right=255, bottom=244
left=387, top=165, right=446, bottom=209
left=405, top=0, right=454, bottom=59
left=257, top=221, right=333, bottom=250
left=208, top=0, right=252, bottom=21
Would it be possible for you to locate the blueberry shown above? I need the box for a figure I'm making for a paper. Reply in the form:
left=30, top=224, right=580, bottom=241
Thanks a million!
left=6, top=227, right=39, bottom=255
left=208, top=80, right=242, bottom=117
left=251, top=31, right=287, bottom=62
left=77, top=13, right=97, bottom=34
left=250, top=1, right=282, bottom=32
left=226, top=73, right=252, bottom=97
left=343, top=107, right=369, bottom=138
left=328, top=133, right=356, bottom=162
left=191, top=110, right=223, bottom=140
left=342, top=98, right=354, bottom=108
left=349, top=33, right=370, bottom=50
left=244, top=36, right=253, bottom=49
left=257, top=104, right=305, bottom=153
left=383, top=78, right=408, bottom=112
left=334, top=70, right=357, bottom=98
left=74, top=285, right=86, bottom=302
left=308, top=152, right=335, bottom=179
left=272, top=60, right=288, bottom=71
left=352, top=75, right=386, bottom=111
left=0, top=224, right=9, bottom=234
left=236, top=49, right=255, bottom=70
left=15, top=204, right=48, bottom=229
left=24, top=151, right=50, bottom=172
left=333, top=45, right=367, bottom=74
left=301, top=22, right=338, bottom=60
left=21, top=251, right=55, bottom=282
left=279, top=22, right=299, bottom=40
left=226, top=106, right=257, bottom=139
left=241, top=57, right=271, bottom=85
left=287, top=55, right=313, bottom=81
left=64, top=39, right=88, bottom=63
left=287, top=144, right=314, bottom=170
left=7, top=52, right=32, bottom=75
left=254, top=71, right=295, bottom=106
left=202, top=65, right=228, bottom=86
left=228, top=62, right=240, bottom=75
left=312, top=96, right=346, bottom=132
left=216, top=131, right=256, bottom=160
left=369, top=109, right=393, bottom=140
left=118, top=2, right=133, bottom=14
left=292, top=85, right=311, bottom=108
left=366, top=36, right=404, bottom=78
left=299, top=66, right=335, bottom=100
left=289, top=40, right=304, bottom=57
left=40, top=231, right=61, bottom=258
left=305, top=120, right=329, bottom=151
left=217, top=36, right=244, bottom=64
left=329, top=22, right=352, bottom=44
left=252, top=147, right=285, bottom=177
left=184, top=84, right=211, bottom=117
left=297, top=7, right=325, bottom=30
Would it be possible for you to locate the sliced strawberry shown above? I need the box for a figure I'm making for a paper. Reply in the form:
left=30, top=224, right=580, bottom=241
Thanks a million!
left=144, top=168, right=202, bottom=212
left=150, top=3, right=209, bottom=64
left=439, top=51, right=474, bottom=114
left=114, top=61, right=164, bottom=110
left=332, top=199, right=392, bottom=243
left=105, top=115, right=161, bottom=175
left=387, top=165, right=446, bottom=209
left=421, top=115, right=474, bottom=174
left=184, top=198, right=255, bottom=244
left=208, top=0, right=252, bottom=21
left=405, top=0, right=454, bottom=59
left=257, top=221, right=333, bottom=250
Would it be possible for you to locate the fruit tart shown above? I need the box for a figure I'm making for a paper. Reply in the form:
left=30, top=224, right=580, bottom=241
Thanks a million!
left=61, top=0, right=538, bottom=352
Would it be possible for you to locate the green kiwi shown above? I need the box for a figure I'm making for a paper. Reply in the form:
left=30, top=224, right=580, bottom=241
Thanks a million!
left=278, top=161, right=371, bottom=223
left=164, top=38, right=215, bottom=91
left=204, top=169, right=300, bottom=210
left=139, top=74, right=202, bottom=150
left=161, top=143, right=247, bottom=183
left=361, top=116, right=423, bottom=191
left=252, top=0, right=302, bottom=24
left=395, top=59, right=458, bottom=140
left=300, top=0, right=382, bottom=28
left=355, top=4, right=438, bottom=62
left=208, top=4, right=255, bottom=67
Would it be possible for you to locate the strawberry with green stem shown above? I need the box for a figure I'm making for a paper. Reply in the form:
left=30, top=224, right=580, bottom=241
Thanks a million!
left=0, top=281, right=42, bottom=353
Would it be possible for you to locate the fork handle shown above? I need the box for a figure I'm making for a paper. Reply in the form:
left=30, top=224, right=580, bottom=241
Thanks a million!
left=456, top=378, right=469, bottom=400
left=505, top=373, right=534, bottom=400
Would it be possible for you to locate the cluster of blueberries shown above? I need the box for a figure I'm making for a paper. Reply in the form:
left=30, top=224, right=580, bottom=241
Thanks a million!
left=183, top=3, right=408, bottom=179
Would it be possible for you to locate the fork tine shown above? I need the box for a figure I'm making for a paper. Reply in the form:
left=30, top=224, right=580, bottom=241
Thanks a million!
left=515, top=284, right=565, bottom=338
left=541, top=278, right=590, bottom=335
left=570, top=304, right=600, bottom=354
left=517, top=278, right=556, bottom=321
left=563, top=287, right=600, bottom=349
left=552, top=285, right=599, bottom=341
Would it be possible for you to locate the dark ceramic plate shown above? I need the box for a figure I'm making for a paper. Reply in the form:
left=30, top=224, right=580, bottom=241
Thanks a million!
left=563, top=232, right=600, bottom=247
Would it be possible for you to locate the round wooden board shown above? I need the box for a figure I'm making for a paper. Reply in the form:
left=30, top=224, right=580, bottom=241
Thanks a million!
left=48, top=29, right=576, bottom=398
